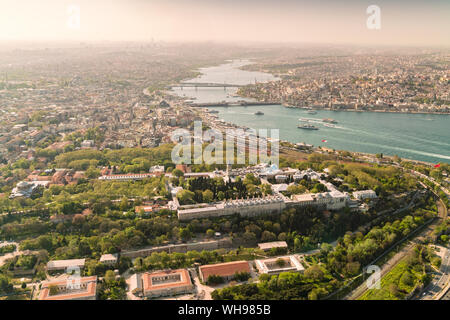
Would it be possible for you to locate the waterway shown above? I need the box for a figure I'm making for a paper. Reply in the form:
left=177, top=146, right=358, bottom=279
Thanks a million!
left=171, top=60, right=450, bottom=164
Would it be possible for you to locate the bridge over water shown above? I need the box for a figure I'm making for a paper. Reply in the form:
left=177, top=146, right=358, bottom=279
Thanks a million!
left=167, top=82, right=245, bottom=90
left=188, top=101, right=279, bottom=107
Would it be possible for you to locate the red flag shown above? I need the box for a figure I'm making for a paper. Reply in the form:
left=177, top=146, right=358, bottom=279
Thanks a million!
left=434, top=164, right=441, bottom=168
left=321, top=139, right=327, bottom=143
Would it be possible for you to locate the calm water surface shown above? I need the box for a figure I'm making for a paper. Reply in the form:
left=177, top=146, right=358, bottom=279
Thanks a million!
left=172, top=60, right=450, bottom=164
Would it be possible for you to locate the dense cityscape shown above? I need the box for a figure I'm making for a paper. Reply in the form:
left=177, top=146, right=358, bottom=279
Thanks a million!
left=0, top=42, right=448, bottom=303
left=0, top=1, right=449, bottom=313
left=239, top=51, right=450, bottom=113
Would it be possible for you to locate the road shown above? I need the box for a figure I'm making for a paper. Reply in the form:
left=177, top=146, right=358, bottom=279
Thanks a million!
left=441, top=287, right=450, bottom=300
left=393, top=167, right=450, bottom=300
left=346, top=198, right=447, bottom=300
left=416, top=198, right=449, bottom=300
left=418, top=246, right=450, bottom=300
left=407, top=168, right=450, bottom=197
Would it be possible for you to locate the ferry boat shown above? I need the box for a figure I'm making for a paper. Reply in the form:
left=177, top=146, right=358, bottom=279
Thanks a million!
left=254, top=111, right=264, bottom=115
left=322, top=118, right=338, bottom=124
left=297, top=124, right=319, bottom=130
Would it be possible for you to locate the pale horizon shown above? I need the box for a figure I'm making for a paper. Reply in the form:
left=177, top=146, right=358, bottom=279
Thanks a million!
left=0, top=0, right=449, bottom=47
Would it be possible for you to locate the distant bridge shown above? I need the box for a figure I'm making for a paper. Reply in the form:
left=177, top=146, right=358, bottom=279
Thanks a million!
left=189, top=101, right=279, bottom=107
left=167, top=82, right=245, bottom=90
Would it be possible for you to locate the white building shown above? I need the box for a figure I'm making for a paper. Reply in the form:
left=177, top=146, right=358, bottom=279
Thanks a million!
left=258, top=241, right=288, bottom=251
left=272, top=184, right=288, bottom=193
left=353, top=190, right=377, bottom=200
left=177, top=195, right=286, bottom=221
left=98, top=173, right=156, bottom=181
left=10, top=181, right=49, bottom=199
left=150, top=165, right=165, bottom=173
left=258, top=164, right=283, bottom=179
left=47, top=259, right=86, bottom=272
left=255, top=255, right=305, bottom=275
left=275, top=175, right=288, bottom=183
left=81, top=140, right=94, bottom=148
left=291, top=190, right=348, bottom=211
left=293, top=168, right=322, bottom=181
left=171, top=186, right=183, bottom=197
left=100, top=253, right=118, bottom=266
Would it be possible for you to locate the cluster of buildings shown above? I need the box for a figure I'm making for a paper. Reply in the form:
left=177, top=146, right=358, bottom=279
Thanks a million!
left=40, top=258, right=96, bottom=300
left=39, top=255, right=118, bottom=300
left=9, top=169, right=86, bottom=199
left=0, top=44, right=216, bottom=192
left=128, top=242, right=307, bottom=299
left=238, top=52, right=449, bottom=114
left=39, top=276, right=98, bottom=301
left=129, top=261, right=251, bottom=299
left=39, top=238, right=306, bottom=300
left=174, top=166, right=376, bottom=221
left=0, top=96, right=199, bottom=165
left=129, top=260, right=246, bottom=299
left=9, top=181, right=48, bottom=199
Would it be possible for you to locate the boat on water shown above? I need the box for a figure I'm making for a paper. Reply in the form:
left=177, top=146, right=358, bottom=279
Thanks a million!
left=298, top=124, right=319, bottom=130
left=306, top=110, right=317, bottom=115
left=254, top=111, right=264, bottom=115
left=322, top=118, right=338, bottom=124
left=323, top=123, right=336, bottom=128
left=208, top=110, right=219, bottom=114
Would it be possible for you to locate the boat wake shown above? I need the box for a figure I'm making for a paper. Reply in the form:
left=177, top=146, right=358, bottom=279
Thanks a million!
left=329, top=136, right=450, bottom=161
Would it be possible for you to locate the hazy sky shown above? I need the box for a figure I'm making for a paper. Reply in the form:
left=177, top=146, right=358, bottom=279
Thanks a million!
left=0, top=0, right=448, bottom=46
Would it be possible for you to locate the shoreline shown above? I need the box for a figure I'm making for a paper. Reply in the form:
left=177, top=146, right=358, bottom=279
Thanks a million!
left=296, top=106, right=450, bottom=116
left=174, top=59, right=449, bottom=116
left=197, top=102, right=450, bottom=115
left=199, top=108, right=446, bottom=167
left=170, top=60, right=449, bottom=165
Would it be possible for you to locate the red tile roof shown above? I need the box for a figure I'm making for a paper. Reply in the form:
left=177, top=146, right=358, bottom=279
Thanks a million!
left=26, top=175, right=52, bottom=182
left=39, top=276, right=97, bottom=300
left=142, top=269, right=192, bottom=293
left=199, top=261, right=250, bottom=280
